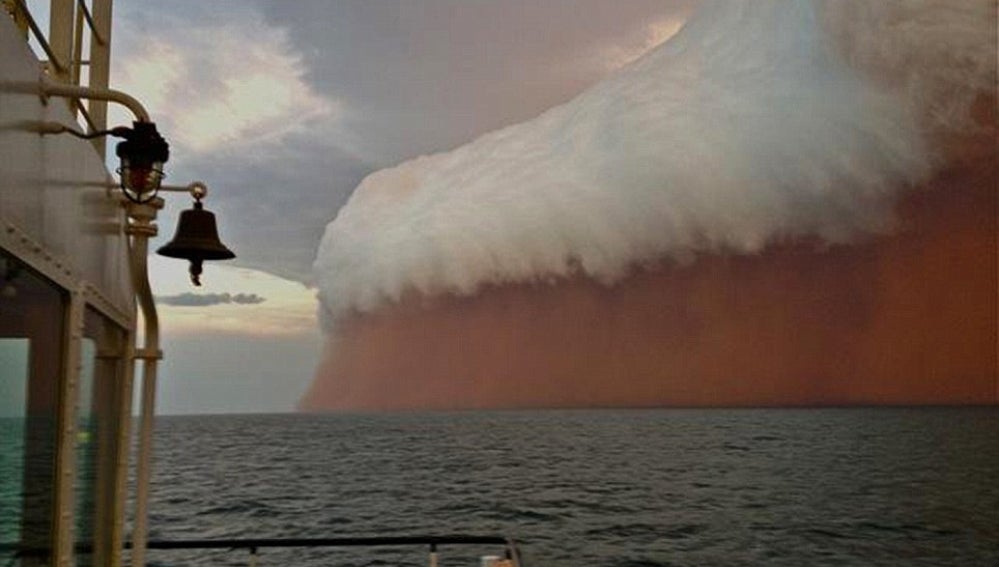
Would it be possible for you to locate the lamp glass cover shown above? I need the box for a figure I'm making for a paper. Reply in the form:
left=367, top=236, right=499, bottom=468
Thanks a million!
left=119, top=156, right=165, bottom=195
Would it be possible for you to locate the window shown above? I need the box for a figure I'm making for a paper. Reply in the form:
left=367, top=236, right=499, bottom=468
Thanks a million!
left=0, top=250, right=67, bottom=566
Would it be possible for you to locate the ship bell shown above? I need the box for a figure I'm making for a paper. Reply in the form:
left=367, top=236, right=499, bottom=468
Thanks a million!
left=157, top=200, right=235, bottom=286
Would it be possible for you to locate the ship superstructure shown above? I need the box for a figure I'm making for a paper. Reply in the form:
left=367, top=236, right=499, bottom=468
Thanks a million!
left=1, top=1, right=163, bottom=565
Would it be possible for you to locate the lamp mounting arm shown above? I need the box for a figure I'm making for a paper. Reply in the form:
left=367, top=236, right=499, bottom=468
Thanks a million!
left=38, top=77, right=151, bottom=122
left=159, top=181, right=209, bottom=201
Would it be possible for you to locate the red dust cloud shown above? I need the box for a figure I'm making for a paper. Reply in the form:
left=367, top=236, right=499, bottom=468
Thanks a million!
left=303, top=2, right=997, bottom=411
left=302, top=124, right=996, bottom=411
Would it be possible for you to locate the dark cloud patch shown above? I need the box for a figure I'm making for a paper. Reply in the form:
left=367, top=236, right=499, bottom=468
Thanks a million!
left=159, top=133, right=372, bottom=284
left=158, top=292, right=266, bottom=307
left=261, top=0, right=696, bottom=163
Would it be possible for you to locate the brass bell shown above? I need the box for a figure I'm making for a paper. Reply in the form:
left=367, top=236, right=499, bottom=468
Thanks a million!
left=157, top=200, right=235, bottom=286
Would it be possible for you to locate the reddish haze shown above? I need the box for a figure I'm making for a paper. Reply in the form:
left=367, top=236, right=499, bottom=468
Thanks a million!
left=302, top=128, right=997, bottom=411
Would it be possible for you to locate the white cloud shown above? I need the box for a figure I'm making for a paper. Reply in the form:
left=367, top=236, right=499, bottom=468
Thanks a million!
left=111, top=10, right=336, bottom=154
left=107, top=39, right=185, bottom=113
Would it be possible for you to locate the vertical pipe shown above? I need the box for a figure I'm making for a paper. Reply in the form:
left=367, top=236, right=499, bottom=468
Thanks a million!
left=131, top=355, right=158, bottom=567
left=124, top=199, right=162, bottom=567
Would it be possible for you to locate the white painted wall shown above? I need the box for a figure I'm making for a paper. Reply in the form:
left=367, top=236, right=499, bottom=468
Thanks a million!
left=0, top=14, right=131, bottom=312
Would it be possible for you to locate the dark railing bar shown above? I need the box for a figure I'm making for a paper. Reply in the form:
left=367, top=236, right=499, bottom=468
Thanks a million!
left=76, top=0, right=107, bottom=46
left=1, top=535, right=520, bottom=555
left=71, top=99, right=99, bottom=134
left=137, top=535, right=511, bottom=549
left=12, top=0, right=68, bottom=72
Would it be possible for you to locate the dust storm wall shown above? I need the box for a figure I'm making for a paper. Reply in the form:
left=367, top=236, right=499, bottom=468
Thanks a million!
left=302, top=141, right=996, bottom=411
left=302, top=1, right=997, bottom=411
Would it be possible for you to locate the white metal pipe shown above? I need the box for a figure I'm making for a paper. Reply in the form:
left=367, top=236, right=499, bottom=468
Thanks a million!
left=39, top=79, right=150, bottom=122
left=132, top=357, right=158, bottom=567
left=124, top=199, right=163, bottom=567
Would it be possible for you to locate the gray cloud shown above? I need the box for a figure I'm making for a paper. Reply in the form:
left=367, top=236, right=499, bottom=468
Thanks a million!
left=262, top=0, right=696, bottom=163
left=157, top=292, right=266, bottom=307
left=156, top=133, right=372, bottom=284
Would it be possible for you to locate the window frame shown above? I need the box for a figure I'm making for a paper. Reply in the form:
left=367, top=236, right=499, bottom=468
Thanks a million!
left=0, top=231, right=135, bottom=567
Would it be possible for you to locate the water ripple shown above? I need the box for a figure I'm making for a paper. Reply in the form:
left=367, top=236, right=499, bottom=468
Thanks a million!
left=140, top=408, right=999, bottom=566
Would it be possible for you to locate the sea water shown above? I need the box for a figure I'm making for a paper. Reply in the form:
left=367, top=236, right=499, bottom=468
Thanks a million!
left=142, top=408, right=997, bottom=566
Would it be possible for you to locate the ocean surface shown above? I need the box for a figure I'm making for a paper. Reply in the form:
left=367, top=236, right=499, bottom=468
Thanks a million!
left=142, top=408, right=999, bottom=567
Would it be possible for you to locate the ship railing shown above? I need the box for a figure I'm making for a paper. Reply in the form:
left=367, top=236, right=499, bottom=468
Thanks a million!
left=0, top=534, right=524, bottom=567
left=3, top=0, right=113, bottom=155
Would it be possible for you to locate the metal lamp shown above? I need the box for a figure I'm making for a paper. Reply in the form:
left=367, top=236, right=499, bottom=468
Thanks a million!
left=115, top=121, right=169, bottom=203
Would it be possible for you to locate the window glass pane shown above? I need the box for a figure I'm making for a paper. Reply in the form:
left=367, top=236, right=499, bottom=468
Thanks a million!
left=0, top=250, right=66, bottom=566
left=74, top=339, right=97, bottom=566
left=0, top=339, right=29, bottom=543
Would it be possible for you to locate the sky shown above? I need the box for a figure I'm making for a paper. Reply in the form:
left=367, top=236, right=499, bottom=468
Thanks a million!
left=108, top=0, right=695, bottom=414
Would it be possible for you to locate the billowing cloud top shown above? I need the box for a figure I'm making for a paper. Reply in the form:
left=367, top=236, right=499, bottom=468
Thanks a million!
left=315, top=0, right=994, bottom=329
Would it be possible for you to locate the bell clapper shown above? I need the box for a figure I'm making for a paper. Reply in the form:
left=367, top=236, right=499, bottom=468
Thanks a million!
left=189, top=259, right=203, bottom=286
